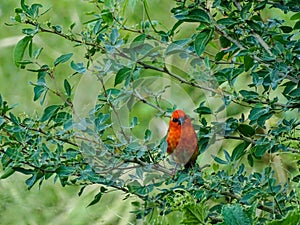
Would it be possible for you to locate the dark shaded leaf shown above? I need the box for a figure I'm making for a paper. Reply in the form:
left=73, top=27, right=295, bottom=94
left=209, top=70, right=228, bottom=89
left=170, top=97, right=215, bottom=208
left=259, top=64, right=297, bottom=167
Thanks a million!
left=279, top=26, right=293, bottom=33
left=220, top=36, right=231, bottom=48
left=244, top=55, right=254, bottom=72
left=237, top=124, right=255, bottom=137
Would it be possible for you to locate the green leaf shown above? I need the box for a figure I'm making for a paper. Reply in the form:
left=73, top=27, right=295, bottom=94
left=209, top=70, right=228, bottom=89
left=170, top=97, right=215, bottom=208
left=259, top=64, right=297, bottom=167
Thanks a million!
left=102, top=9, right=113, bottom=25
left=174, top=9, right=210, bottom=23
left=217, top=18, right=239, bottom=27
left=223, top=149, right=231, bottom=163
left=220, top=36, right=231, bottom=48
left=195, top=102, right=212, bottom=116
left=104, top=0, right=114, bottom=9
left=64, top=79, right=72, bottom=96
left=247, top=154, right=254, bottom=167
left=244, top=55, right=254, bottom=71
left=21, top=0, right=29, bottom=12
left=240, top=189, right=260, bottom=204
left=222, top=204, right=252, bottom=225
left=9, top=112, right=19, bottom=125
left=25, top=171, right=43, bottom=190
left=246, top=20, right=263, bottom=33
left=169, top=20, right=184, bottom=37
left=239, top=90, right=259, bottom=100
left=0, top=116, right=5, bottom=127
left=237, top=124, right=255, bottom=137
left=54, top=53, right=73, bottom=66
left=231, top=142, right=249, bottom=161
left=215, top=51, right=226, bottom=62
left=166, top=38, right=191, bottom=55
left=182, top=203, right=206, bottom=224
left=56, top=165, right=77, bottom=177
left=194, top=28, right=214, bottom=56
left=14, top=36, right=33, bottom=67
left=294, top=20, right=300, bottom=30
left=130, top=116, right=138, bottom=127
left=144, top=129, right=151, bottom=141
left=130, top=34, right=146, bottom=48
left=22, top=28, right=39, bottom=36
left=0, top=167, right=15, bottom=179
left=110, top=28, right=119, bottom=45
left=265, top=210, right=300, bottom=225
left=114, top=67, right=131, bottom=86
left=94, top=113, right=111, bottom=132
left=252, top=144, right=269, bottom=158
left=33, top=85, right=46, bottom=101
left=40, top=105, right=60, bottom=122
left=33, top=47, right=43, bottom=59
left=70, top=61, right=86, bottom=74
left=279, top=26, right=293, bottom=33
left=212, top=155, right=228, bottom=164
left=254, top=1, right=266, bottom=10
left=87, top=187, right=107, bottom=207
left=249, top=106, right=269, bottom=121
left=78, top=186, right=87, bottom=197
left=290, top=12, right=300, bottom=20
left=53, top=112, right=72, bottom=126
left=288, top=87, right=300, bottom=97
left=257, top=112, right=273, bottom=127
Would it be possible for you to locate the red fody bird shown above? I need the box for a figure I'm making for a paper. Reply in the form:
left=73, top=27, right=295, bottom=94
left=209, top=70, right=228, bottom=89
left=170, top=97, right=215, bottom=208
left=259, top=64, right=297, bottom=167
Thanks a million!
left=166, top=109, right=199, bottom=168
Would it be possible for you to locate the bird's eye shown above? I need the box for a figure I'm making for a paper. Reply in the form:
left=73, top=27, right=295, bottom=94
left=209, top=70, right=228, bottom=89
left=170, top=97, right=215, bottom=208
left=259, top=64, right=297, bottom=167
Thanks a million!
left=172, top=118, right=179, bottom=123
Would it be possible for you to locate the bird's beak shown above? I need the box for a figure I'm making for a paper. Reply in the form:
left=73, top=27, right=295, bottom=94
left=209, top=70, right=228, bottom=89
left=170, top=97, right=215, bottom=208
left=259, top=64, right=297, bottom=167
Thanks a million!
left=178, top=117, right=185, bottom=125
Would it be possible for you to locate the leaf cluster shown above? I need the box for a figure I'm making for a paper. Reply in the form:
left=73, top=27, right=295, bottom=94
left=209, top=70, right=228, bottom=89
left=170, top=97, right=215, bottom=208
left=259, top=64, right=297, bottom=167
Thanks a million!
left=1, top=0, right=300, bottom=224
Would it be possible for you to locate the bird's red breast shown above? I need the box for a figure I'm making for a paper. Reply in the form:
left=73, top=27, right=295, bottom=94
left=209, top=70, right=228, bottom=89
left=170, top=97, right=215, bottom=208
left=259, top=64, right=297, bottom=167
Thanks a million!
left=166, top=109, right=199, bottom=168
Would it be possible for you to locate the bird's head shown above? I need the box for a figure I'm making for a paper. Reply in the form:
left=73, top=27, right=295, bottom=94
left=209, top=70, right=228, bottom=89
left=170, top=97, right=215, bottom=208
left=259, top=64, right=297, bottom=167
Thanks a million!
left=170, top=109, right=189, bottom=127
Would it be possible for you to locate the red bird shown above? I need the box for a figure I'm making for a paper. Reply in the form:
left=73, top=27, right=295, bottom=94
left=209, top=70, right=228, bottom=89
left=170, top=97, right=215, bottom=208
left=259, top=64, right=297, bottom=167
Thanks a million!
left=166, top=109, right=199, bottom=168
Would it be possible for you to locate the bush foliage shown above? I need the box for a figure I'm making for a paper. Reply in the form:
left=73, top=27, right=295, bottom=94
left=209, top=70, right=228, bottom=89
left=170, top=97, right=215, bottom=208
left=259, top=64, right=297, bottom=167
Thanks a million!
left=1, top=0, right=300, bottom=224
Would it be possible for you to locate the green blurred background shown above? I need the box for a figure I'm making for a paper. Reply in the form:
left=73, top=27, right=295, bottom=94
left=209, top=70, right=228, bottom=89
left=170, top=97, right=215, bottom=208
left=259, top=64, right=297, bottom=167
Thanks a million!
left=0, top=1, right=139, bottom=224
left=0, top=1, right=296, bottom=224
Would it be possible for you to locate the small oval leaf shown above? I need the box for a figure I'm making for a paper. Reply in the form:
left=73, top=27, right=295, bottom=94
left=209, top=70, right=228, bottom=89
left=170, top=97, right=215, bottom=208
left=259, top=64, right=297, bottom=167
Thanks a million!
left=14, top=36, right=33, bottom=67
left=54, top=53, right=73, bottom=66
